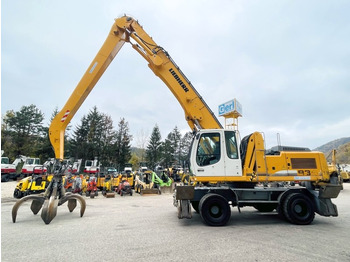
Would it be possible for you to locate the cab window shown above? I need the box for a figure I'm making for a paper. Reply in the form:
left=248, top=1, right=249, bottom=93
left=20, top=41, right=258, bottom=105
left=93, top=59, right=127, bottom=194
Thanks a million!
left=225, top=131, right=238, bottom=159
left=196, top=133, right=221, bottom=166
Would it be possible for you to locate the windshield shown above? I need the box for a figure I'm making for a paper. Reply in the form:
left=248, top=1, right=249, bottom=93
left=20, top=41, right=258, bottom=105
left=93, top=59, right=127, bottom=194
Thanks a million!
left=1, top=157, right=9, bottom=164
left=196, top=132, right=221, bottom=166
left=26, top=158, right=34, bottom=165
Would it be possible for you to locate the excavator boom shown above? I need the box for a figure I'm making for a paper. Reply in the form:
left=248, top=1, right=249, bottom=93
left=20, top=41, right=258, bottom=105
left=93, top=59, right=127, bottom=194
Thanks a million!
left=49, top=16, right=222, bottom=159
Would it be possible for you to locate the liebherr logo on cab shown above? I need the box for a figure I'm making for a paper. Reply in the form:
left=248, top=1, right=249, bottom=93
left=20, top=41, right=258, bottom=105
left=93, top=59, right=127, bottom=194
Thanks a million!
left=169, top=68, right=189, bottom=92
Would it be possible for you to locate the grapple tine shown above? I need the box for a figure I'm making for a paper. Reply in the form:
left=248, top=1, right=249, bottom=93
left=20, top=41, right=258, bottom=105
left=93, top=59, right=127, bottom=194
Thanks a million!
left=41, top=196, right=58, bottom=225
left=31, top=199, right=45, bottom=215
left=68, top=199, right=77, bottom=212
left=71, top=194, right=86, bottom=217
left=12, top=195, right=45, bottom=223
left=59, top=193, right=86, bottom=217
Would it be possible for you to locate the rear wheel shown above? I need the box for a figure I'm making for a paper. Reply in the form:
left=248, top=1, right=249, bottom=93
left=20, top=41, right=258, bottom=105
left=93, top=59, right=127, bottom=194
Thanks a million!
left=199, top=193, right=231, bottom=226
left=283, top=193, right=315, bottom=225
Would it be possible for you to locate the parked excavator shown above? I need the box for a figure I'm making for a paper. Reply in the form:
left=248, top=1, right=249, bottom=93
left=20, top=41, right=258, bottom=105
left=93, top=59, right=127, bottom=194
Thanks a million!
left=12, top=15, right=342, bottom=226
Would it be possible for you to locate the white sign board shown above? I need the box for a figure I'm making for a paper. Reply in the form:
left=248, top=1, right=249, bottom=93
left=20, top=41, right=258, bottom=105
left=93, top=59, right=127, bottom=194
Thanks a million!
left=218, top=99, right=242, bottom=117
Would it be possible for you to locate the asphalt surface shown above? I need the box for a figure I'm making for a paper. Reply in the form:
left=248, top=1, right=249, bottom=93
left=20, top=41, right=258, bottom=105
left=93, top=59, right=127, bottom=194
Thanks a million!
left=1, top=181, right=350, bottom=262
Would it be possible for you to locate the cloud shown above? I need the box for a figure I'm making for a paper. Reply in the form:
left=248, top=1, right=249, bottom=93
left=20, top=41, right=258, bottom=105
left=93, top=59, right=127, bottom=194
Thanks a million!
left=2, top=0, right=350, bottom=150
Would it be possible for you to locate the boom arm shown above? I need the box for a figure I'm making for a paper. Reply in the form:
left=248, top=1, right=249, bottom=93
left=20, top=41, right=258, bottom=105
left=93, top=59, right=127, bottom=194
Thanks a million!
left=49, top=16, right=222, bottom=159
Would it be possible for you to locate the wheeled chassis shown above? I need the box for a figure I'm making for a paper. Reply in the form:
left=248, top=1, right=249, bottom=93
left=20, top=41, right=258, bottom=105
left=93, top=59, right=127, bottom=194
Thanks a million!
left=174, top=184, right=342, bottom=226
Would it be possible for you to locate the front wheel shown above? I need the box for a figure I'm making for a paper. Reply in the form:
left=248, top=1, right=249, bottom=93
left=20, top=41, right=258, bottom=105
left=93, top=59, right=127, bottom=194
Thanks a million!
left=199, top=193, right=231, bottom=226
left=13, top=189, right=23, bottom=199
left=283, top=193, right=315, bottom=225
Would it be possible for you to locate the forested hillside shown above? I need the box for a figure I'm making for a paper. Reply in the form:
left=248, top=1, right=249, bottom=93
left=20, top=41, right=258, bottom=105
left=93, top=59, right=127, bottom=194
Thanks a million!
left=314, top=138, right=350, bottom=164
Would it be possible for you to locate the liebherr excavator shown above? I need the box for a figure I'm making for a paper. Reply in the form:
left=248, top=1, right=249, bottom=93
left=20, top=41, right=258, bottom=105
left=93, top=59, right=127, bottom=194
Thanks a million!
left=13, top=15, right=342, bottom=225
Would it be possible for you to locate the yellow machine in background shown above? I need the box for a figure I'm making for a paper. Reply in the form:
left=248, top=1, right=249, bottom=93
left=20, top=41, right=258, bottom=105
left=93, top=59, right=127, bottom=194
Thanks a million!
left=13, top=173, right=53, bottom=199
left=134, top=170, right=160, bottom=195
left=328, top=149, right=349, bottom=183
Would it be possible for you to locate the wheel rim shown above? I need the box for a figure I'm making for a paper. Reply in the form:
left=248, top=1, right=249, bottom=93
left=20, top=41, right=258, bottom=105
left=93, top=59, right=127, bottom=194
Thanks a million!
left=209, top=205, right=222, bottom=218
left=292, top=200, right=309, bottom=218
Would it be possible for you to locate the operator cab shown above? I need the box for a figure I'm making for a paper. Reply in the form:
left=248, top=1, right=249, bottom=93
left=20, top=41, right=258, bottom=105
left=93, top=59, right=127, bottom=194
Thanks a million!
left=190, top=129, right=242, bottom=179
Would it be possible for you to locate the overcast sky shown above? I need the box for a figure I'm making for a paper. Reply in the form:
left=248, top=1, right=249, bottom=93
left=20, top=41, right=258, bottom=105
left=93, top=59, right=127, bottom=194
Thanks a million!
left=2, top=0, right=350, bottom=150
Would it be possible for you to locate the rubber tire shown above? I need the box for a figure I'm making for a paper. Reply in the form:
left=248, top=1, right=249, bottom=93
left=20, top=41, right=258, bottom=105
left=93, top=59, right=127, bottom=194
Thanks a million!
left=283, top=193, right=315, bottom=225
left=199, top=193, right=231, bottom=226
left=13, top=189, right=23, bottom=199
left=253, top=204, right=277, bottom=212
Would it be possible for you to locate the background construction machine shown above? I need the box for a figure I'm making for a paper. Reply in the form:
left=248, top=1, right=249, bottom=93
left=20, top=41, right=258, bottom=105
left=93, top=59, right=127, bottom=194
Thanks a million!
left=154, top=167, right=173, bottom=193
left=1, top=153, right=26, bottom=182
left=13, top=167, right=52, bottom=198
left=328, top=150, right=349, bottom=183
left=134, top=170, right=161, bottom=195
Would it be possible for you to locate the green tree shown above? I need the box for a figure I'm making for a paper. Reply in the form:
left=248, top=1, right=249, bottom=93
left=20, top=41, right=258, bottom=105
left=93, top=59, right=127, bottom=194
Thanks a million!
left=171, top=126, right=182, bottom=165
left=70, top=115, right=90, bottom=161
left=129, top=153, right=140, bottom=170
left=99, top=114, right=117, bottom=167
left=114, top=118, right=132, bottom=171
left=2, top=104, right=45, bottom=157
left=145, top=124, right=162, bottom=170
left=1, top=111, right=16, bottom=159
left=69, top=107, right=117, bottom=168
left=162, top=133, right=175, bottom=168
left=162, top=126, right=182, bottom=167
left=180, top=131, right=193, bottom=168
left=86, top=106, right=104, bottom=159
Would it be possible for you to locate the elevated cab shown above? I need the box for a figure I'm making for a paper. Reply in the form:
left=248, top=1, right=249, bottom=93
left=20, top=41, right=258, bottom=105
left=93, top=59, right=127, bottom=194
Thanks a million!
left=190, top=129, right=243, bottom=182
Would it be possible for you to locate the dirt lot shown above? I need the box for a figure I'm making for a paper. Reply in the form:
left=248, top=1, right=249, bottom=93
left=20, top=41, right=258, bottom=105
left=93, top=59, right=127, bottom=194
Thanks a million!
left=2, top=181, right=350, bottom=262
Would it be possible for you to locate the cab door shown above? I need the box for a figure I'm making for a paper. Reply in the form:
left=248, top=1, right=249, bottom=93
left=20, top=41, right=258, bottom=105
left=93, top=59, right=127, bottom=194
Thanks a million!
left=223, top=130, right=242, bottom=177
left=191, top=131, right=226, bottom=177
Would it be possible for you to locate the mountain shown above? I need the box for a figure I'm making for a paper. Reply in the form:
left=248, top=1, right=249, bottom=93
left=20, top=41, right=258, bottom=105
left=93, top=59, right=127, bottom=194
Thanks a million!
left=314, top=137, right=350, bottom=164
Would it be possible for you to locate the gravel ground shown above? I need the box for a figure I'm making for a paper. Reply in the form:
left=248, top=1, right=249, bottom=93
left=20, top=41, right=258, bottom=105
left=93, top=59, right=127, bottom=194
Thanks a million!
left=2, top=181, right=350, bottom=262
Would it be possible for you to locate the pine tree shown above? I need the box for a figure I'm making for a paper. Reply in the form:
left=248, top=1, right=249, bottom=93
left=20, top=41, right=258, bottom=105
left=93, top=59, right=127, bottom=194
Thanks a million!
left=2, top=104, right=45, bottom=157
left=70, top=115, right=90, bottom=160
left=180, top=131, right=193, bottom=168
left=114, top=118, right=132, bottom=171
left=145, top=124, right=162, bottom=170
left=100, top=114, right=117, bottom=166
left=171, top=126, right=182, bottom=165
